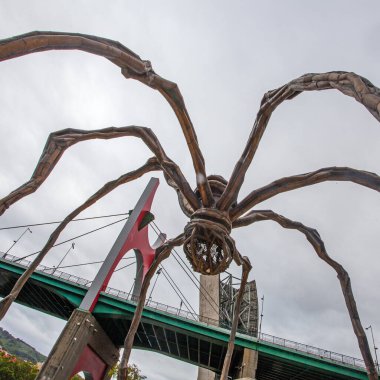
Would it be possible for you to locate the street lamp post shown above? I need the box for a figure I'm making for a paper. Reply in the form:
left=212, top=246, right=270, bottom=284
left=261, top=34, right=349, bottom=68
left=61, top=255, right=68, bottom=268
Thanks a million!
left=147, top=267, right=162, bottom=304
left=366, top=325, right=379, bottom=372
left=4, top=227, right=32, bottom=256
left=258, top=295, right=264, bottom=340
left=52, top=242, right=75, bottom=274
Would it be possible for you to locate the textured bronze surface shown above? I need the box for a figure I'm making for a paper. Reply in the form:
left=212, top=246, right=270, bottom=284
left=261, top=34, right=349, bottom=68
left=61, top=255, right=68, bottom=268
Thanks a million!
left=0, top=32, right=379, bottom=379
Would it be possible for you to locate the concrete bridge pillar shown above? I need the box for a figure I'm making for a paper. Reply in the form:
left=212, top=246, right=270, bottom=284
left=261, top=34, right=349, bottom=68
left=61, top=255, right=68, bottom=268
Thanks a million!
left=36, top=308, right=118, bottom=380
left=235, top=348, right=258, bottom=380
left=198, top=274, right=220, bottom=380
left=197, top=274, right=258, bottom=380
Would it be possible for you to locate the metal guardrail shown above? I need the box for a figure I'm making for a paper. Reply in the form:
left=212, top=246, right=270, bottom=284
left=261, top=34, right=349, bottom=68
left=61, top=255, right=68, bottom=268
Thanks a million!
left=0, top=253, right=366, bottom=370
left=1, top=253, right=93, bottom=286
left=258, top=332, right=366, bottom=369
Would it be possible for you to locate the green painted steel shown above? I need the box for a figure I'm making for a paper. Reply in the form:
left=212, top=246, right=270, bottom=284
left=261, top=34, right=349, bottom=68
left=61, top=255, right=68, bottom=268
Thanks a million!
left=0, top=259, right=376, bottom=380
left=95, top=293, right=369, bottom=379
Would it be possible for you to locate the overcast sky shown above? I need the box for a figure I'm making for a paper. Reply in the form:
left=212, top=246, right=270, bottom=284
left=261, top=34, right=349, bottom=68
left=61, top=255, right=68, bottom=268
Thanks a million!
left=0, top=1, right=379, bottom=379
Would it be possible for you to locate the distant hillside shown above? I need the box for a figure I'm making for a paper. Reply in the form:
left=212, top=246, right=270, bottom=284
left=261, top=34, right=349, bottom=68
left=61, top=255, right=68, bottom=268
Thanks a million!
left=0, top=327, right=46, bottom=363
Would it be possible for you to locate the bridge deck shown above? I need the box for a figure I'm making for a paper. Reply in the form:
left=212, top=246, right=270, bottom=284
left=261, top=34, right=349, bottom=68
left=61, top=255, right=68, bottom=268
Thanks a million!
left=0, top=254, right=376, bottom=379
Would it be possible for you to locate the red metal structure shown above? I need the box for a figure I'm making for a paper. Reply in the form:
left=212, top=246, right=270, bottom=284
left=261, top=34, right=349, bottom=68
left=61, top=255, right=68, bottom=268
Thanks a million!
left=37, top=178, right=163, bottom=380
left=79, top=177, right=164, bottom=313
left=72, top=346, right=107, bottom=380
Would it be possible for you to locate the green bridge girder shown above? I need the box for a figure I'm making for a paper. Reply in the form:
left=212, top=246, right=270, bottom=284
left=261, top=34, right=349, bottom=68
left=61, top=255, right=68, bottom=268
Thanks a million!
left=0, top=257, right=376, bottom=380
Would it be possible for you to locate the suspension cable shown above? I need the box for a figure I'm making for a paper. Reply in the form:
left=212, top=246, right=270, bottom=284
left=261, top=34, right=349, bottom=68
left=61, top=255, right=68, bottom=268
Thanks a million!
left=160, top=269, right=192, bottom=314
left=55, top=256, right=134, bottom=270
left=151, top=221, right=220, bottom=301
left=150, top=222, right=219, bottom=306
left=114, top=261, right=136, bottom=272
left=160, top=265, right=197, bottom=315
left=13, top=216, right=128, bottom=262
left=171, top=246, right=224, bottom=317
left=0, top=212, right=131, bottom=230
left=149, top=221, right=221, bottom=316
left=2, top=209, right=241, bottom=316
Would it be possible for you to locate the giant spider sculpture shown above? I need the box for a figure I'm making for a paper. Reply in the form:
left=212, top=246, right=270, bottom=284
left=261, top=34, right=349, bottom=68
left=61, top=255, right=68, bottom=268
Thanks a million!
left=0, top=32, right=379, bottom=380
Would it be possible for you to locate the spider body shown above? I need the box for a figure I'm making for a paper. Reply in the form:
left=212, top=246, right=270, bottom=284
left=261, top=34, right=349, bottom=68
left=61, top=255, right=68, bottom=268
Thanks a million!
left=0, top=32, right=379, bottom=380
left=180, top=175, right=238, bottom=275
left=184, top=207, right=235, bottom=275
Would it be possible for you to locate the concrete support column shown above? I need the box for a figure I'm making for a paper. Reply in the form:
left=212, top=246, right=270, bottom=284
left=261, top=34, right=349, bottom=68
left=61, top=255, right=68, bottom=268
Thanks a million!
left=235, top=348, right=258, bottom=380
left=37, top=309, right=119, bottom=380
left=198, top=274, right=220, bottom=380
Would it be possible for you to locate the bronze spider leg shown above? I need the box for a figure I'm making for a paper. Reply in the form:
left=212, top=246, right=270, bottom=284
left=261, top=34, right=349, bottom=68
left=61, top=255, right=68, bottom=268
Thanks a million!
left=0, top=124, right=198, bottom=319
left=0, top=126, right=199, bottom=216
left=229, top=168, right=380, bottom=379
left=220, top=254, right=252, bottom=380
left=0, top=31, right=214, bottom=206
left=118, top=233, right=185, bottom=380
left=218, top=71, right=380, bottom=210
left=0, top=157, right=162, bottom=320
left=231, top=166, right=380, bottom=219
left=0, top=119, right=207, bottom=321
left=233, top=210, right=378, bottom=380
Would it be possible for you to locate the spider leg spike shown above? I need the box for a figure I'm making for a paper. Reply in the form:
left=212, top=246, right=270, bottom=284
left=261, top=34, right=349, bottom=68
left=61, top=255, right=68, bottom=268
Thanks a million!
left=218, top=71, right=380, bottom=211
left=0, top=126, right=199, bottom=216
left=118, top=233, right=185, bottom=380
left=220, top=254, right=252, bottom=380
left=231, top=166, right=380, bottom=220
left=0, top=158, right=161, bottom=321
left=233, top=210, right=378, bottom=380
left=0, top=31, right=213, bottom=207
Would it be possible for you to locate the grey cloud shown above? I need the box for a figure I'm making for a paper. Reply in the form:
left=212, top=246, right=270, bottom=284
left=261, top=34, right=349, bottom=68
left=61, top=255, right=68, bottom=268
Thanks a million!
left=0, top=1, right=379, bottom=378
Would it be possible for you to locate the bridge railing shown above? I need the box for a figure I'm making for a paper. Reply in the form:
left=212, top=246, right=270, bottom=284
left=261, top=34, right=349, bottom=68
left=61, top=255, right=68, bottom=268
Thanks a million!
left=105, top=287, right=366, bottom=370
left=104, top=288, right=230, bottom=329
left=0, top=253, right=367, bottom=370
left=257, top=332, right=366, bottom=369
left=0, top=253, right=93, bottom=287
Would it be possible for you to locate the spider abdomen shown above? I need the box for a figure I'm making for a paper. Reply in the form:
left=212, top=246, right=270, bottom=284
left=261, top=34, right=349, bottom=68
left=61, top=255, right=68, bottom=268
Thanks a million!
left=183, top=208, right=235, bottom=275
